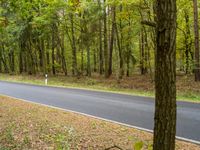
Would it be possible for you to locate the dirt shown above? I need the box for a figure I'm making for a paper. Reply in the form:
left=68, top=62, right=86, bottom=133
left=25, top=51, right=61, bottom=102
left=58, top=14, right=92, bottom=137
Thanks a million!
left=0, top=96, right=199, bottom=150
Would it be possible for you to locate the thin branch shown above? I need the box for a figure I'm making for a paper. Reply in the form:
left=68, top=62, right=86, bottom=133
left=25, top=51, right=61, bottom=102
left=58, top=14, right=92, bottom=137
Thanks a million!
left=141, top=20, right=156, bottom=27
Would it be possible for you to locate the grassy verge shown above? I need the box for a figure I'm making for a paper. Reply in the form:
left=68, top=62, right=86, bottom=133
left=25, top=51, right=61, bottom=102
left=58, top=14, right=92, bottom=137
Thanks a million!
left=0, top=73, right=200, bottom=102
left=0, top=96, right=199, bottom=150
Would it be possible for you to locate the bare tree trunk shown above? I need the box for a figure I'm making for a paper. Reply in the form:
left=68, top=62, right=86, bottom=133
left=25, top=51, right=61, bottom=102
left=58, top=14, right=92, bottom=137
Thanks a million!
left=60, top=33, right=67, bottom=76
left=104, top=0, right=109, bottom=78
left=19, top=48, right=23, bottom=74
left=115, top=24, right=123, bottom=79
left=52, top=24, right=56, bottom=75
left=140, top=28, right=148, bottom=75
left=70, top=13, right=78, bottom=76
left=98, top=0, right=103, bottom=75
left=0, top=48, right=2, bottom=73
left=0, top=44, right=9, bottom=73
left=193, top=0, right=200, bottom=81
left=94, top=49, right=97, bottom=72
left=87, top=47, right=91, bottom=77
left=153, top=0, right=177, bottom=150
left=184, top=10, right=192, bottom=74
left=9, top=49, right=15, bottom=73
left=81, top=48, right=84, bottom=74
left=108, top=5, right=116, bottom=77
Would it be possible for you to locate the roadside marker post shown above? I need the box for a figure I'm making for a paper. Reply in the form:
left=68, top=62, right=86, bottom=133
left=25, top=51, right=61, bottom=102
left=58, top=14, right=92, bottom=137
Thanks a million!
left=45, top=74, right=48, bottom=85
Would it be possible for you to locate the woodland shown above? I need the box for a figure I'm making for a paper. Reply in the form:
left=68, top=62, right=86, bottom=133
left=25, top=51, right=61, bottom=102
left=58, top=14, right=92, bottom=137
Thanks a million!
left=0, top=0, right=199, bottom=81
left=0, top=0, right=200, bottom=150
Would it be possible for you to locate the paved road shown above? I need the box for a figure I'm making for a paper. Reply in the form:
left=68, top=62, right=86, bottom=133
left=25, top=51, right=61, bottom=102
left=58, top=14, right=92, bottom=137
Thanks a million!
left=0, top=81, right=200, bottom=143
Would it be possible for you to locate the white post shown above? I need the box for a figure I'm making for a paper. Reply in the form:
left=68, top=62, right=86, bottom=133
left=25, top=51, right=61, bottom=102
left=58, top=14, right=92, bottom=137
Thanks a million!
left=45, top=74, right=48, bottom=85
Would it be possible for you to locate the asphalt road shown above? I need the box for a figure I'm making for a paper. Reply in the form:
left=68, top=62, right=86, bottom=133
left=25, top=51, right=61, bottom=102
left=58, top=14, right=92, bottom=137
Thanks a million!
left=0, top=81, right=200, bottom=143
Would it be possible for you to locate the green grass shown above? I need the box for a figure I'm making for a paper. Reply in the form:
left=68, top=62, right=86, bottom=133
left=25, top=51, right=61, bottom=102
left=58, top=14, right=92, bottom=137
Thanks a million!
left=0, top=73, right=199, bottom=103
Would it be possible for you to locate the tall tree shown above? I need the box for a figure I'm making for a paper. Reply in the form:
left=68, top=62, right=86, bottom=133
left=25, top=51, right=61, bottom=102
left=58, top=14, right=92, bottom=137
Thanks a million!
left=98, top=0, right=104, bottom=75
left=70, top=13, right=78, bottom=76
left=108, top=5, right=116, bottom=77
left=193, top=0, right=200, bottom=81
left=153, top=0, right=177, bottom=150
left=184, top=9, right=192, bottom=74
left=104, top=0, right=109, bottom=78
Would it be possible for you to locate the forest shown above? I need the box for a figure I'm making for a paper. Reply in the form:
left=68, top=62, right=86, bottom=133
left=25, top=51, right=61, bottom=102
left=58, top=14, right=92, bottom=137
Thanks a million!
left=0, top=0, right=200, bottom=150
left=0, top=0, right=199, bottom=81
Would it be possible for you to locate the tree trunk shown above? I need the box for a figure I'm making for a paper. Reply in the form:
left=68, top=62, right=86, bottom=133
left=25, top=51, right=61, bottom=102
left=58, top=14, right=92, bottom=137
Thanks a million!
left=52, top=24, right=56, bottom=75
left=81, top=48, right=84, bottom=74
left=61, top=33, right=67, bottom=76
left=87, top=47, right=91, bottom=77
left=126, top=47, right=131, bottom=77
left=94, top=49, right=97, bottom=72
left=140, top=28, right=148, bottom=75
left=99, top=18, right=103, bottom=75
left=0, top=49, right=2, bottom=73
left=70, top=13, right=78, bottom=76
left=193, top=0, right=200, bottom=81
left=104, top=0, right=109, bottom=78
left=9, top=49, right=15, bottom=73
left=184, top=10, right=192, bottom=74
left=98, top=0, right=103, bottom=75
left=108, top=5, right=116, bottom=77
left=115, top=24, right=123, bottom=79
left=19, top=49, right=23, bottom=74
left=153, top=0, right=177, bottom=150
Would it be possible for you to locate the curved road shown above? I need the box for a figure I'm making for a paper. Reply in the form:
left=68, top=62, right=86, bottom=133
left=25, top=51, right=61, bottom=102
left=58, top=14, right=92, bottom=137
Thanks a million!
left=0, top=81, right=200, bottom=144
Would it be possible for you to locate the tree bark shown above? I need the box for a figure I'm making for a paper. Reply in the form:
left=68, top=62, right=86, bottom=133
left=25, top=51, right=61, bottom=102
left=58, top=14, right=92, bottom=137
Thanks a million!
left=153, top=0, right=177, bottom=150
left=104, top=0, right=109, bottom=78
left=193, top=0, right=200, bottom=81
left=70, top=13, right=78, bottom=76
left=184, top=10, right=192, bottom=74
left=98, top=0, right=103, bottom=75
left=108, top=5, right=116, bottom=77
left=140, top=28, right=148, bottom=75
left=52, top=24, right=56, bottom=75
left=87, top=47, right=91, bottom=77
left=60, top=33, right=67, bottom=76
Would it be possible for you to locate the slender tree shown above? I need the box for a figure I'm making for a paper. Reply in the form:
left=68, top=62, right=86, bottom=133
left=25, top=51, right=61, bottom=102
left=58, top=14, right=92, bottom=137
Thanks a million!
left=193, top=0, right=200, bottom=81
left=104, top=0, right=109, bottom=78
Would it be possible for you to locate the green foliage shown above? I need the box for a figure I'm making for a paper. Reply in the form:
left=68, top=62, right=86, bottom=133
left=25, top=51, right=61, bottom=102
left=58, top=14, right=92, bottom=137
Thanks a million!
left=0, top=0, right=199, bottom=76
left=133, top=141, right=144, bottom=150
left=55, top=134, right=70, bottom=150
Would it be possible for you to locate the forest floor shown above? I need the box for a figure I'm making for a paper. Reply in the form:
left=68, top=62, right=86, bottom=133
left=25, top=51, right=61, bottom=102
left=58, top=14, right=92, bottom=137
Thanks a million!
left=0, top=73, right=199, bottom=102
left=0, top=95, right=199, bottom=150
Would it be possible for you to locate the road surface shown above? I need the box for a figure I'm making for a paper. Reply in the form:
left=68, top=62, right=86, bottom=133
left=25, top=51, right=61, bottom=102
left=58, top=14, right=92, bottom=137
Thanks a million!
left=0, top=81, right=199, bottom=144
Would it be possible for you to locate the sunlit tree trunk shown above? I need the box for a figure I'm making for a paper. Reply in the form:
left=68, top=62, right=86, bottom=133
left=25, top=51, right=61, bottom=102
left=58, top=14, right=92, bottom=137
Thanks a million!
left=193, top=0, right=200, bottom=81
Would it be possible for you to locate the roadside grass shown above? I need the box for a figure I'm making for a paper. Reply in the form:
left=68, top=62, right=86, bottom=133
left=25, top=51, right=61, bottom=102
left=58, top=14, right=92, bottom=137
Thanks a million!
left=0, top=96, right=199, bottom=150
left=0, top=73, right=200, bottom=102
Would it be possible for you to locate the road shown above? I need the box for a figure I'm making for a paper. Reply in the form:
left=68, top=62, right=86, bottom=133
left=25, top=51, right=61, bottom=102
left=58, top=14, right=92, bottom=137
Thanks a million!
left=0, top=81, right=199, bottom=144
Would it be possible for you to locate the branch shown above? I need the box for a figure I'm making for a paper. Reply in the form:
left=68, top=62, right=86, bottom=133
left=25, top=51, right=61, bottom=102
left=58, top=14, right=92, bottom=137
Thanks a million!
left=141, top=20, right=156, bottom=27
left=104, top=145, right=123, bottom=150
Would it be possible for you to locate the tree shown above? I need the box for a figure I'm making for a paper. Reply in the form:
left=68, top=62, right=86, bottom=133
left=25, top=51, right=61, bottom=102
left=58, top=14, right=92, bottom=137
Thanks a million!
left=103, top=0, right=109, bottom=78
left=193, top=0, right=200, bottom=81
left=153, top=0, right=177, bottom=150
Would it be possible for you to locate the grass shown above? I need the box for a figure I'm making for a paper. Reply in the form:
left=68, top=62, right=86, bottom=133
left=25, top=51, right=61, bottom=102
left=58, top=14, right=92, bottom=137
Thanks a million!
left=0, top=95, right=199, bottom=150
left=0, top=73, right=200, bottom=102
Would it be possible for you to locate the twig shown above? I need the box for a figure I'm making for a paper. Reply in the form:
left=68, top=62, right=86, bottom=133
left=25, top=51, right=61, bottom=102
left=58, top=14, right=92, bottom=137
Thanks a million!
left=104, top=145, right=124, bottom=150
